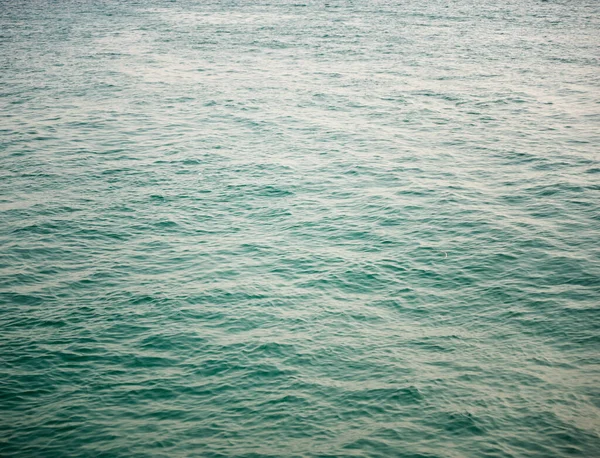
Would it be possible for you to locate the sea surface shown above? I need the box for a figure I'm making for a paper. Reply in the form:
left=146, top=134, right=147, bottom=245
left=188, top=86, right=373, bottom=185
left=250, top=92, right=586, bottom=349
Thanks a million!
left=1, top=0, right=599, bottom=456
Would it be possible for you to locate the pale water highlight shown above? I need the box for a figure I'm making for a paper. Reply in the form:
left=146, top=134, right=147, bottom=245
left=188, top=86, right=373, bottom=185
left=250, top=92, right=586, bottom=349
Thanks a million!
left=1, top=0, right=599, bottom=456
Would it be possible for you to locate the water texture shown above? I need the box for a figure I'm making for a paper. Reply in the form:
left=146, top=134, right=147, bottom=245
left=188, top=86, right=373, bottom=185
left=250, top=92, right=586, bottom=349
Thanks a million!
left=1, top=0, right=599, bottom=456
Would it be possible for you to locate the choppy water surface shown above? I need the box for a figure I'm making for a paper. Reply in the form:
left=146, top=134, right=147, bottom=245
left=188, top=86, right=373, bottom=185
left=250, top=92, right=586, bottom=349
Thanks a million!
left=1, top=0, right=600, bottom=456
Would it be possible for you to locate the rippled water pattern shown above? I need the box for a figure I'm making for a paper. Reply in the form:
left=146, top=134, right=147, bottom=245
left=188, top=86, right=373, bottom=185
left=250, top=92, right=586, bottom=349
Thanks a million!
left=1, top=0, right=600, bottom=456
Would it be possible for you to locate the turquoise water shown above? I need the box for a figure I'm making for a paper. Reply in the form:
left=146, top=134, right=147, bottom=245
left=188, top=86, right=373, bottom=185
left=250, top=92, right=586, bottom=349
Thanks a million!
left=1, top=0, right=599, bottom=456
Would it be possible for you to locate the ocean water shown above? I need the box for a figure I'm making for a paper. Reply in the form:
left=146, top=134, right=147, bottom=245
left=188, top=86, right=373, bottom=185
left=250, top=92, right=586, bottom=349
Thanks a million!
left=1, top=0, right=599, bottom=456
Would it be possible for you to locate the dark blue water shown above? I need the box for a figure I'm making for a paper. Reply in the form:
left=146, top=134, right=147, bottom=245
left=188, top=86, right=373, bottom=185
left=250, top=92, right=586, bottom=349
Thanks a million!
left=1, top=0, right=599, bottom=456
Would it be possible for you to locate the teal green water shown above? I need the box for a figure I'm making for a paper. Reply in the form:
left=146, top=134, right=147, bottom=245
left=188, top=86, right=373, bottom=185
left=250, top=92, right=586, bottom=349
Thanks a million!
left=1, top=0, right=600, bottom=456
